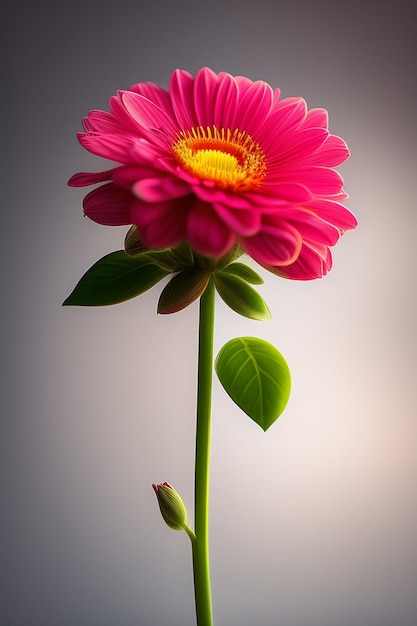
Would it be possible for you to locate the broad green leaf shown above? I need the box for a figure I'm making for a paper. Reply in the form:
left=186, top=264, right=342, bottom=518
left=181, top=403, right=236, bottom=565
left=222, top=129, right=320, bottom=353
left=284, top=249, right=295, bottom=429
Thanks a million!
left=158, top=269, right=211, bottom=314
left=215, top=337, right=291, bottom=430
left=221, top=262, right=264, bottom=285
left=214, top=272, right=271, bottom=321
left=63, top=251, right=169, bottom=306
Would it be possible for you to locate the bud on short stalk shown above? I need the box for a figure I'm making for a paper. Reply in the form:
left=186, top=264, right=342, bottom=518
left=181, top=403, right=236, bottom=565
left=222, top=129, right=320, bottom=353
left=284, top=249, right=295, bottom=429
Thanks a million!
left=152, top=482, right=195, bottom=540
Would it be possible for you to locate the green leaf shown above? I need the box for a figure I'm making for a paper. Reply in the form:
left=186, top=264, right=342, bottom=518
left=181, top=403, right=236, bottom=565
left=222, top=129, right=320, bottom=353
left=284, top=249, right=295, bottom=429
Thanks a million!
left=158, top=269, right=211, bottom=314
left=63, top=251, right=169, bottom=306
left=215, top=337, right=291, bottom=431
left=214, top=272, right=271, bottom=321
left=220, top=262, right=264, bottom=285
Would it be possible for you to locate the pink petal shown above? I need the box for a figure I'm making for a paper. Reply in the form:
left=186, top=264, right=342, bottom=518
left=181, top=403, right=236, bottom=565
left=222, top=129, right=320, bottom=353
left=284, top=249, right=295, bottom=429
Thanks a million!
left=214, top=72, right=239, bottom=129
left=121, top=92, right=177, bottom=142
left=267, top=128, right=329, bottom=166
left=128, top=81, right=174, bottom=118
left=132, top=196, right=193, bottom=249
left=77, top=132, right=133, bottom=163
left=83, top=110, right=129, bottom=135
left=169, top=69, right=198, bottom=130
left=306, top=198, right=357, bottom=231
left=272, top=87, right=281, bottom=105
left=187, top=201, right=237, bottom=257
left=240, top=192, right=292, bottom=210
left=83, top=183, right=133, bottom=225
left=234, top=75, right=254, bottom=98
left=324, top=190, right=349, bottom=203
left=234, top=80, right=273, bottom=134
left=265, top=242, right=332, bottom=280
left=302, top=108, right=328, bottom=129
left=133, top=176, right=191, bottom=202
left=260, top=181, right=312, bottom=203
left=191, top=185, right=257, bottom=209
left=162, top=160, right=201, bottom=184
left=212, top=202, right=261, bottom=236
left=284, top=209, right=341, bottom=246
left=82, top=117, right=93, bottom=133
left=109, top=94, right=146, bottom=134
left=308, top=134, right=350, bottom=167
left=129, top=137, right=169, bottom=165
left=272, top=165, right=345, bottom=196
left=191, top=184, right=293, bottom=212
left=256, top=97, right=307, bottom=147
left=111, top=165, right=156, bottom=189
left=193, top=67, right=220, bottom=127
left=241, top=217, right=302, bottom=266
left=68, top=168, right=116, bottom=187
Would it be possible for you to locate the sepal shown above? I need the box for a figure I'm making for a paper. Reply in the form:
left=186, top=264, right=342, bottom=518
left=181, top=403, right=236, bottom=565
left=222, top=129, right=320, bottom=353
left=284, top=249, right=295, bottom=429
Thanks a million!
left=124, top=225, right=151, bottom=256
left=219, top=262, right=264, bottom=284
left=125, top=226, right=195, bottom=272
left=158, top=269, right=211, bottom=314
left=214, top=271, right=271, bottom=321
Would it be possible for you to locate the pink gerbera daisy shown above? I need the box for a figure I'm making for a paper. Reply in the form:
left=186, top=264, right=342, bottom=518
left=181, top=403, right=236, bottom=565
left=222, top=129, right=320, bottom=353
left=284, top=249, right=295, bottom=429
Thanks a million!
left=69, top=67, right=357, bottom=279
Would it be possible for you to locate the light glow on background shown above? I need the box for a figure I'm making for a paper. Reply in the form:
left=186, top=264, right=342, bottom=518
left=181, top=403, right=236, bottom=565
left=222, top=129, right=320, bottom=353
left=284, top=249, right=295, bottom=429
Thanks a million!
left=3, top=1, right=416, bottom=625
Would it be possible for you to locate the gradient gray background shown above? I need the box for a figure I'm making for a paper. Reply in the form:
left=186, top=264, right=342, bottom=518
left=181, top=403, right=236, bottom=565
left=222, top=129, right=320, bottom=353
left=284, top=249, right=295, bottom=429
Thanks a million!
left=3, top=1, right=417, bottom=624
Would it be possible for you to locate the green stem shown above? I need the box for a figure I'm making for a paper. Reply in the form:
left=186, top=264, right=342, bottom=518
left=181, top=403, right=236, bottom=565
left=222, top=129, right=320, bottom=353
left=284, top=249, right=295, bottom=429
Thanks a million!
left=192, top=277, right=215, bottom=626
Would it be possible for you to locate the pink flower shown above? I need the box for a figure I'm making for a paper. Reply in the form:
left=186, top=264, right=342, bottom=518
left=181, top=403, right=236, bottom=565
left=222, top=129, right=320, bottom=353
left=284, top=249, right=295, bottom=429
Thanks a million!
left=69, top=68, right=356, bottom=279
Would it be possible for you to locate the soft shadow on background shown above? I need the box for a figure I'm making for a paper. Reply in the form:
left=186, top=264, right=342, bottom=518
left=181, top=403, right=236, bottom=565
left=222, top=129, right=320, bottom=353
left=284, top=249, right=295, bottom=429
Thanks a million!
left=3, top=1, right=417, bottom=625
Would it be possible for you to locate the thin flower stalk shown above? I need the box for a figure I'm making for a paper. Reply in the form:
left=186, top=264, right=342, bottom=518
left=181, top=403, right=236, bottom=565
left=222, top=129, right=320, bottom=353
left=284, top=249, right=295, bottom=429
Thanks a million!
left=192, top=278, right=215, bottom=625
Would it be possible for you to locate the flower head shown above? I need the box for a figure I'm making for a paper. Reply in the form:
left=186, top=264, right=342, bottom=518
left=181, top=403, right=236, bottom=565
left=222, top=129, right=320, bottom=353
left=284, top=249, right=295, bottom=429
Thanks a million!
left=69, top=68, right=357, bottom=279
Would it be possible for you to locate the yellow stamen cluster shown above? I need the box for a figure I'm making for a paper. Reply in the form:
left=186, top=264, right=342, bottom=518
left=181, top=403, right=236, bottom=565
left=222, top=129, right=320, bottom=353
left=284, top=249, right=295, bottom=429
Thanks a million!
left=172, top=126, right=266, bottom=190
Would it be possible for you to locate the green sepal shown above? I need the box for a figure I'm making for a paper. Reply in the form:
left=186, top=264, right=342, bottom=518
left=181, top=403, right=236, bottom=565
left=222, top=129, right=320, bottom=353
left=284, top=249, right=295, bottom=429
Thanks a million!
left=63, top=251, right=169, bottom=306
left=214, top=271, right=271, bottom=321
left=151, top=244, right=197, bottom=272
left=215, top=243, right=244, bottom=269
left=148, top=250, right=192, bottom=272
left=193, top=243, right=244, bottom=272
left=124, top=226, right=195, bottom=272
left=157, top=269, right=211, bottom=314
left=215, top=337, right=291, bottom=431
left=124, top=225, right=151, bottom=256
left=220, top=262, right=264, bottom=285
left=170, top=241, right=195, bottom=265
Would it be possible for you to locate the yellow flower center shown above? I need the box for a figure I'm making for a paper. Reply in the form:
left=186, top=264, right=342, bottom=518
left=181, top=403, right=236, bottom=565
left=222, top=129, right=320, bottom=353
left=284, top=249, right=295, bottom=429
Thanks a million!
left=172, top=126, right=266, bottom=190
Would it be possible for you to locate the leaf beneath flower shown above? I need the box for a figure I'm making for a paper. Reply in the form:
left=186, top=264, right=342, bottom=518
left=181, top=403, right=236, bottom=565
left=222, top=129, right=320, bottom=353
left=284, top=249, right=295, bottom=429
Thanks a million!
left=215, top=337, right=291, bottom=431
left=63, top=251, right=169, bottom=306
left=157, top=268, right=211, bottom=314
left=125, top=226, right=196, bottom=272
left=214, top=271, right=271, bottom=321
left=220, top=262, right=264, bottom=284
left=124, top=225, right=151, bottom=256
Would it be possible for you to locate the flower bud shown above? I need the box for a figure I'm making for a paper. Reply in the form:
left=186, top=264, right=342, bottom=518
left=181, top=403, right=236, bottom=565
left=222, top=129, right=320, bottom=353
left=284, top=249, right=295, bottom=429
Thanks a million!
left=152, top=482, right=188, bottom=531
